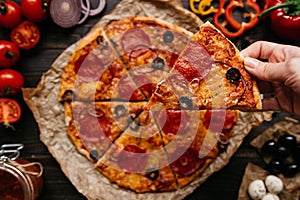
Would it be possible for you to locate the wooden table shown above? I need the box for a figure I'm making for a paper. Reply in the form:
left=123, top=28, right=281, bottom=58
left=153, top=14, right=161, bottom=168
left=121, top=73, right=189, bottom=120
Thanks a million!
left=0, top=0, right=299, bottom=199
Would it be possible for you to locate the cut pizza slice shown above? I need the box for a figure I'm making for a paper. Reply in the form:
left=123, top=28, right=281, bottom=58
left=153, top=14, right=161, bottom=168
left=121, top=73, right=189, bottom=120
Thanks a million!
left=104, top=16, right=192, bottom=99
left=146, top=22, right=262, bottom=111
left=64, top=101, right=146, bottom=161
left=153, top=108, right=238, bottom=187
left=59, top=26, right=147, bottom=101
left=95, top=110, right=178, bottom=192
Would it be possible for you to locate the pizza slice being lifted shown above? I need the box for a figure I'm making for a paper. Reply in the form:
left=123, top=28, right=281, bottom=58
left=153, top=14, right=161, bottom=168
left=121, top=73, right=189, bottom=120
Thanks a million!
left=146, top=22, right=262, bottom=111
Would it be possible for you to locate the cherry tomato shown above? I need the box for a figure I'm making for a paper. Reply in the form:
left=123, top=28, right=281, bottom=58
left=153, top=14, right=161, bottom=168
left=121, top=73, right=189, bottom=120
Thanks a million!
left=0, top=1, right=22, bottom=29
left=0, top=98, right=21, bottom=126
left=11, top=21, right=40, bottom=50
left=0, top=40, right=20, bottom=68
left=0, top=69, right=24, bottom=96
left=21, top=0, right=49, bottom=22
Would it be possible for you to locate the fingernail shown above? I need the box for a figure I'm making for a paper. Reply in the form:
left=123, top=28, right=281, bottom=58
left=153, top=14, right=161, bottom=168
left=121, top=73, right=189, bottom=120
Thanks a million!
left=244, top=57, right=260, bottom=69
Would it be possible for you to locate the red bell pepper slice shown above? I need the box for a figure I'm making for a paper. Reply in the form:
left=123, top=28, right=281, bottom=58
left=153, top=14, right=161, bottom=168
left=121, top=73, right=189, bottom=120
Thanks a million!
left=213, top=0, right=265, bottom=38
left=225, top=0, right=261, bottom=29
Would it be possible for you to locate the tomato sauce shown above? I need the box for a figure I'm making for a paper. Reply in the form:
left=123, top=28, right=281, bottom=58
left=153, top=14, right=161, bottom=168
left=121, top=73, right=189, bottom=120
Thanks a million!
left=0, top=169, right=24, bottom=200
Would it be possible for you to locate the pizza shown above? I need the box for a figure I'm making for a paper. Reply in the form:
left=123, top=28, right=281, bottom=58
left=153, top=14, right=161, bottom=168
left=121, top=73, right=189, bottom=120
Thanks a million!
left=59, top=17, right=260, bottom=192
left=146, top=22, right=262, bottom=111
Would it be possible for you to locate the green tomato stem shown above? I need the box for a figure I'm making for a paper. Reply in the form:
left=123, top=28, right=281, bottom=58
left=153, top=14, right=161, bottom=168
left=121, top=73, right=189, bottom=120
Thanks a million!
left=3, top=122, right=16, bottom=131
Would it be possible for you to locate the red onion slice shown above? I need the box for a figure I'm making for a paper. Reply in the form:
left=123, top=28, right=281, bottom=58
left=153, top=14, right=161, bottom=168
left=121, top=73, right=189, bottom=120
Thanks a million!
left=50, top=0, right=82, bottom=28
left=77, top=0, right=90, bottom=24
left=81, top=0, right=106, bottom=16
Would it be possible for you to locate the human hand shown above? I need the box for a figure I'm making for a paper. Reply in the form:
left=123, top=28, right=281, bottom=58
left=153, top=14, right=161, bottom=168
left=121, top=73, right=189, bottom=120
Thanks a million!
left=241, top=41, right=300, bottom=116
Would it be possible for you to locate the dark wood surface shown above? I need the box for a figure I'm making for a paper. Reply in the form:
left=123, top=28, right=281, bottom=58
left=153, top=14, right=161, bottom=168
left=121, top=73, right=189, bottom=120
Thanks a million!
left=0, top=1, right=299, bottom=199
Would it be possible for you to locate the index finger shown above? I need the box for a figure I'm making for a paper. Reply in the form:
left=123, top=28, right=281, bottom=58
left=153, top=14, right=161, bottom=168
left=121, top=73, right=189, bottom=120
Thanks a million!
left=241, top=41, right=281, bottom=60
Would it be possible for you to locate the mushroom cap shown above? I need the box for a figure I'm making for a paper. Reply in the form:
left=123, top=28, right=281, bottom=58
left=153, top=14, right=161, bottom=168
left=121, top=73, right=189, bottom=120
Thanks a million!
left=248, top=179, right=267, bottom=200
left=265, top=175, right=284, bottom=194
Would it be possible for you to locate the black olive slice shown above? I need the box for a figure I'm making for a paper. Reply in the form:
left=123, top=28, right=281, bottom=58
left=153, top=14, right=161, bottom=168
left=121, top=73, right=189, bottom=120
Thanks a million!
left=179, top=96, right=193, bottom=110
left=62, top=90, right=76, bottom=102
left=114, top=105, right=127, bottom=118
left=146, top=168, right=159, bottom=181
left=152, top=57, right=165, bottom=70
left=217, top=133, right=229, bottom=152
left=130, top=120, right=140, bottom=131
left=97, top=36, right=105, bottom=45
left=226, top=68, right=241, bottom=83
left=90, top=150, right=99, bottom=160
left=163, top=31, right=174, bottom=43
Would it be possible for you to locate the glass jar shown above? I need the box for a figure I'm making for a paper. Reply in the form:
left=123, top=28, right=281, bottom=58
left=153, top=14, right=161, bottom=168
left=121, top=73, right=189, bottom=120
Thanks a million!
left=0, top=144, right=43, bottom=200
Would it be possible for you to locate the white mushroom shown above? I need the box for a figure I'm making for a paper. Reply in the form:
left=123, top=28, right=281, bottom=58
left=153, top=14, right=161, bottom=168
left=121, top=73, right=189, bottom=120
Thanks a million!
left=262, top=193, right=280, bottom=200
left=265, top=175, right=284, bottom=194
left=248, top=179, right=267, bottom=200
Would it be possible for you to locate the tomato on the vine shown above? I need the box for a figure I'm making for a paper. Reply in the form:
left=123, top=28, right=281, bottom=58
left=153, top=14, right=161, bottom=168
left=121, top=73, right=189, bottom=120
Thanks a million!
left=0, top=69, right=24, bottom=96
left=21, top=0, right=49, bottom=22
left=0, top=1, right=22, bottom=29
left=0, top=98, right=22, bottom=128
left=0, top=40, right=20, bottom=68
left=11, top=20, right=40, bottom=50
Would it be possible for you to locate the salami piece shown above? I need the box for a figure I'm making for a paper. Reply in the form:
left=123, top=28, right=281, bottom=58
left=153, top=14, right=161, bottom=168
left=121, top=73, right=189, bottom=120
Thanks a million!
left=171, top=147, right=206, bottom=177
left=121, top=28, right=151, bottom=54
left=203, top=110, right=238, bottom=134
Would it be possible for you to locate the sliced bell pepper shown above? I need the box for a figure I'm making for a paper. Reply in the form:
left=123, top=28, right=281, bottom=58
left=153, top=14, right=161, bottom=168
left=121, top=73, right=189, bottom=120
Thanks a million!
left=259, top=0, right=300, bottom=40
left=225, top=0, right=261, bottom=29
left=213, top=0, right=264, bottom=38
left=189, top=0, right=218, bottom=15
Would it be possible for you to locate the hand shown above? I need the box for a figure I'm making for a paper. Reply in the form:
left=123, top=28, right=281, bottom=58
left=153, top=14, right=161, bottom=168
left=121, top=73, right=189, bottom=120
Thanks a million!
left=241, top=41, right=300, bottom=116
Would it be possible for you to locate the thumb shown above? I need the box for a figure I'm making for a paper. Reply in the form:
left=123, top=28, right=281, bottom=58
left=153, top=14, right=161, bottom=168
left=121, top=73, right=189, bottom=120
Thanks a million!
left=244, top=57, right=286, bottom=82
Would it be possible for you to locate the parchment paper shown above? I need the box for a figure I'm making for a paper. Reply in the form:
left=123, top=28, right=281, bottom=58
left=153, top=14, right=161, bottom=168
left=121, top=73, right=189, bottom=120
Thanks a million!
left=22, top=0, right=272, bottom=199
left=238, top=163, right=299, bottom=200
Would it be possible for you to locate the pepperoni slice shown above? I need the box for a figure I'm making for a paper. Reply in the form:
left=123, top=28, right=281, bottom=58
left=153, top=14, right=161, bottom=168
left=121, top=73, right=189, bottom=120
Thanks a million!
left=117, top=145, right=149, bottom=172
left=157, top=110, right=190, bottom=135
left=203, top=110, right=237, bottom=133
left=171, top=147, right=205, bottom=177
left=174, top=41, right=213, bottom=82
left=74, top=51, right=89, bottom=74
left=75, top=53, right=105, bottom=82
left=79, top=114, right=111, bottom=142
left=117, top=74, right=145, bottom=100
left=121, top=28, right=151, bottom=54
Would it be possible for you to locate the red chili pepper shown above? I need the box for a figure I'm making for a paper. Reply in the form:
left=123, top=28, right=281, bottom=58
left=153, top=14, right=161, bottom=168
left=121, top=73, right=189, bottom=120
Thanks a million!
left=213, top=0, right=262, bottom=38
left=259, top=0, right=300, bottom=40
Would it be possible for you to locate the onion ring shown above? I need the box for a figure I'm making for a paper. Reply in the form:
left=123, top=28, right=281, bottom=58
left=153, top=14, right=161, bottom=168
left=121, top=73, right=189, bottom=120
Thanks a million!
left=50, top=0, right=82, bottom=28
left=81, top=0, right=106, bottom=16
left=77, top=0, right=90, bottom=24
